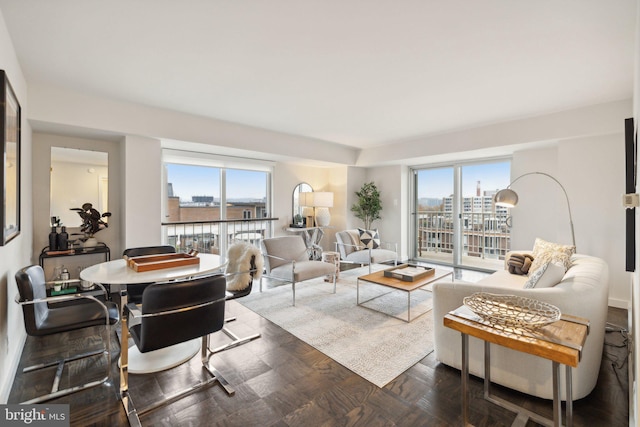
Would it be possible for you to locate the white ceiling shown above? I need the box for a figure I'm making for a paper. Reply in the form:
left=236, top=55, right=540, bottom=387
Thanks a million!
left=0, top=0, right=636, bottom=149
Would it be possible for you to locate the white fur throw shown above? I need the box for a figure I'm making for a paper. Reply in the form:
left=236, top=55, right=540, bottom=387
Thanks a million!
left=225, top=242, right=264, bottom=291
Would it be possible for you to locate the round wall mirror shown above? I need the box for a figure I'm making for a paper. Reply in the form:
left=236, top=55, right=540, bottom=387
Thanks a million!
left=292, top=182, right=312, bottom=225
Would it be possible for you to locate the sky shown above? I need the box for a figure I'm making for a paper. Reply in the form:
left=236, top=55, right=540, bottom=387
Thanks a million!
left=166, top=163, right=267, bottom=201
left=417, top=161, right=511, bottom=199
left=168, top=161, right=510, bottom=202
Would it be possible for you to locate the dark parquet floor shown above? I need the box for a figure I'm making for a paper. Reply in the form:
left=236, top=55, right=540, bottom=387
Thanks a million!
left=8, top=269, right=629, bottom=426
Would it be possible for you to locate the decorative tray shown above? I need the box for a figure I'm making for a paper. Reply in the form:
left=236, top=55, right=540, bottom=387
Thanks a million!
left=125, top=250, right=199, bottom=272
left=383, top=264, right=435, bottom=282
left=463, top=292, right=561, bottom=329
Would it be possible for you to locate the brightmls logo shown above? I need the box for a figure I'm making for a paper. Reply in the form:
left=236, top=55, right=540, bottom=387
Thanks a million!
left=1, top=405, right=68, bottom=426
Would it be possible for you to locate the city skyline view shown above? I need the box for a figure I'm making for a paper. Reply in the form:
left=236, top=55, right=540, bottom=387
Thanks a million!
left=166, top=163, right=268, bottom=202
left=416, top=161, right=511, bottom=199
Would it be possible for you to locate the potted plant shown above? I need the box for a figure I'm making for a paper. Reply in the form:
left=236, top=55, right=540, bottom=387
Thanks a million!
left=70, top=203, right=112, bottom=247
left=350, top=182, right=382, bottom=230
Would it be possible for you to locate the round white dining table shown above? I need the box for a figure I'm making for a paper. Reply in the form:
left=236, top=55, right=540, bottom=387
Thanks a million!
left=80, top=253, right=224, bottom=375
left=80, top=253, right=223, bottom=286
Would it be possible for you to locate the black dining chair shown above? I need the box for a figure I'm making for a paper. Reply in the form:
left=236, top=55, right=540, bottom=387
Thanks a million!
left=123, top=273, right=234, bottom=422
left=14, top=265, right=120, bottom=404
left=122, top=245, right=176, bottom=304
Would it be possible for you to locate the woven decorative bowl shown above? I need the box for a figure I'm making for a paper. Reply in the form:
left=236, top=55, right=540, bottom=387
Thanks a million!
left=463, top=292, right=561, bottom=329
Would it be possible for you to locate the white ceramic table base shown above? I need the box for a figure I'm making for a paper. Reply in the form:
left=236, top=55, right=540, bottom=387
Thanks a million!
left=120, top=338, right=201, bottom=374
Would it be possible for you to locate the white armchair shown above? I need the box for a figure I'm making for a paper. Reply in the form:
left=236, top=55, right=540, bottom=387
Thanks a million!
left=260, top=236, right=337, bottom=306
left=335, top=229, right=398, bottom=273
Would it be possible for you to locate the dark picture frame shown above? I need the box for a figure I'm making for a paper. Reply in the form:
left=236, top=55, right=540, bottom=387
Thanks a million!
left=0, top=70, right=21, bottom=245
left=625, top=117, right=635, bottom=272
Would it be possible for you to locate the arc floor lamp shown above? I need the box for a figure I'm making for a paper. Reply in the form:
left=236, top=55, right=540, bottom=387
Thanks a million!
left=494, top=171, right=576, bottom=249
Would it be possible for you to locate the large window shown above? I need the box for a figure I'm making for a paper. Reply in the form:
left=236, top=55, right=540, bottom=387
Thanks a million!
left=412, top=159, right=511, bottom=270
left=162, top=150, right=273, bottom=254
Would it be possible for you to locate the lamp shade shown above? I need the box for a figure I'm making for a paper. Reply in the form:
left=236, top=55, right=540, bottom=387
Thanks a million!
left=493, top=171, right=576, bottom=248
left=494, top=188, right=518, bottom=208
left=311, top=192, right=334, bottom=208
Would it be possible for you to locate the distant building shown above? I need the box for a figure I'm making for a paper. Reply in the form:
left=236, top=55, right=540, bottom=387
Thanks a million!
left=417, top=186, right=511, bottom=261
left=166, top=196, right=267, bottom=222
left=192, top=195, right=214, bottom=204
left=164, top=190, right=270, bottom=254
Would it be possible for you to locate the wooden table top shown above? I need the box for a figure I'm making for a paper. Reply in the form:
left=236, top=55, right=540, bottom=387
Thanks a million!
left=444, top=305, right=589, bottom=368
left=358, top=268, right=452, bottom=292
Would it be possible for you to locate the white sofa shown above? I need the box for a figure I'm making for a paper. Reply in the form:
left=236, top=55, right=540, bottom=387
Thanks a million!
left=432, top=252, right=609, bottom=400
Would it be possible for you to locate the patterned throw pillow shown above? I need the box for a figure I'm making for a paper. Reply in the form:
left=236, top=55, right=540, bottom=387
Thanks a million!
left=524, top=262, right=565, bottom=288
left=358, top=228, right=380, bottom=249
left=529, top=238, right=575, bottom=274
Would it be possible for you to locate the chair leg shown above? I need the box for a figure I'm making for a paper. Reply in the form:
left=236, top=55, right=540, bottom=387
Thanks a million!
left=20, top=321, right=114, bottom=405
left=132, top=337, right=235, bottom=421
left=333, top=274, right=337, bottom=293
left=292, top=280, right=296, bottom=306
left=259, top=276, right=263, bottom=292
left=209, top=317, right=261, bottom=354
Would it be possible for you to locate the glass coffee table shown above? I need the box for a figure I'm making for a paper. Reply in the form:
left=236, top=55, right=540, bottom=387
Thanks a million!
left=357, top=268, right=453, bottom=322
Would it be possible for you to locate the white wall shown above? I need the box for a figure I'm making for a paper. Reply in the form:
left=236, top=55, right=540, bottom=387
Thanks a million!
left=272, top=162, right=350, bottom=251
left=511, top=135, right=628, bottom=307
left=560, top=135, right=627, bottom=307
left=357, top=99, right=631, bottom=167
left=27, top=82, right=359, bottom=167
left=122, top=136, right=162, bottom=250
left=0, top=8, right=31, bottom=403
left=358, top=165, right=408, bottom=261
left=344, top=166, right=367, bottom=231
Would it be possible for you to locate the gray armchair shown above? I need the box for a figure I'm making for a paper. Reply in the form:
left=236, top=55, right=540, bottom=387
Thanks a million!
left=335, top=229, right=398, bottom=273
left=260, top=236, right=337, bottom=306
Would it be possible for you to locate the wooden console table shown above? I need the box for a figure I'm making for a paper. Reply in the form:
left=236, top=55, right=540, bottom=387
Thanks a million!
left=444, top=305, right=589, bottom=427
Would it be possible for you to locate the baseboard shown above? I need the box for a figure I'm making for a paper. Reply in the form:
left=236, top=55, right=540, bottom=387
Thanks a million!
left=608, top=298, right=630, bottom=309
left=0, top=332, right=26, bottom=403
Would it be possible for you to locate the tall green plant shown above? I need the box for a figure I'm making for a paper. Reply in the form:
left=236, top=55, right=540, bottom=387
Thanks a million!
left=351, top=182, right=382, bottom=230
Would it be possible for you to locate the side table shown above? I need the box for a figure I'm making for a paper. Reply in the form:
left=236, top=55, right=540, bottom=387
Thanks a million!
left=444, top=305, right=589, bottom=427
left=286, top=226, right=331, bottom=260
left=321, top=251, right=340, bottom=282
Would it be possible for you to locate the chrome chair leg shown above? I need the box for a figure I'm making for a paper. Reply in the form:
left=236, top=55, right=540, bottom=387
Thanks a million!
left=20, top=296, right=115, bottom=405
left=128, top=337, right=235, bottom=424
left=209, top=317, right=261, bottom=354
left=292, top=280, right=296, bottom=306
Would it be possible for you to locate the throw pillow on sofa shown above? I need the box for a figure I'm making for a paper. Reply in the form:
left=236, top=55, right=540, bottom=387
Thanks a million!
left=524, top=261, right=565, bottom=288
left=529, top=237, right=575, bottom=274
left=358, top=228, right=380, bottom=249
left=508, top=253, right=534, bottom=275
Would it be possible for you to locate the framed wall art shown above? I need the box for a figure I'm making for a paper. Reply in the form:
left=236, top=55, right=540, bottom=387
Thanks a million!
left=1, top=70, right=21, bottom=245
left=625, top=117, right=637, bottom=271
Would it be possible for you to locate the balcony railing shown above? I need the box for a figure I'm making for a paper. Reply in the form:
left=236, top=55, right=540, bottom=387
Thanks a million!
left=416, top=211, right=511, bottom=262
left=161, top=217, right=279, bottom=255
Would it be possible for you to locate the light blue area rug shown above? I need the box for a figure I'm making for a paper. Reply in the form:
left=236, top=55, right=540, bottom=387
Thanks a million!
left=239, top=266, right=440, bottom=387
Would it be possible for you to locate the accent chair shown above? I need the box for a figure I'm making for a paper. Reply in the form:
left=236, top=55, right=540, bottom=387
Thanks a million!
left=260, top=235, right=337, bottom=306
